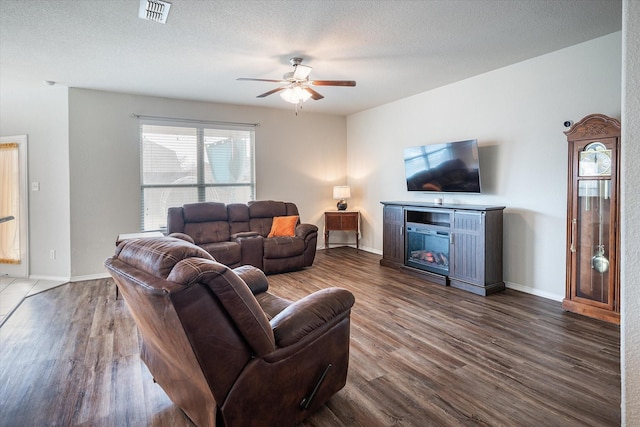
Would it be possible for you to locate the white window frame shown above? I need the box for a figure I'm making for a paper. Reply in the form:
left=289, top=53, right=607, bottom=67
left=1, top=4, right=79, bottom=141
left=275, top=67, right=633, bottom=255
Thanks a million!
left=139, top=118, right=256, bottom=231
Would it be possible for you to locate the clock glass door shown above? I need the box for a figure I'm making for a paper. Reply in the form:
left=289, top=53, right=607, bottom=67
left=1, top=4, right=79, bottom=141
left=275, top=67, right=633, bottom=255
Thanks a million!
left=574, top=179, right=612, bottom=305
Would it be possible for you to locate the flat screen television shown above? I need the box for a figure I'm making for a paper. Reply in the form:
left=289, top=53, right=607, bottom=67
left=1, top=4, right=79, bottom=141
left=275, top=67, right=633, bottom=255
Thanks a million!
left=404, top=139, right=481, bottom=193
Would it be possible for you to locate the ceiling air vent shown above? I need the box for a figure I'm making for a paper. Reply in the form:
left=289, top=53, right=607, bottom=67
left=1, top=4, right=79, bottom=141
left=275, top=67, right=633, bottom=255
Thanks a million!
left=138, top=0, right=171, bottom=24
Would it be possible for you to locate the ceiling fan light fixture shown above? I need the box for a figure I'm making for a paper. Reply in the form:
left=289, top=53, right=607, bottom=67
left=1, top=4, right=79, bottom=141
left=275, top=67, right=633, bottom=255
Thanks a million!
left=280, top=85, right=312, bottom=104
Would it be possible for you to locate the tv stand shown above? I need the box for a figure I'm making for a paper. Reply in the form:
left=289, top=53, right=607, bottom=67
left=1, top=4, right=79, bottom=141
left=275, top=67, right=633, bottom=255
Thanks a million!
left=380, top=201, right=505, bottom=296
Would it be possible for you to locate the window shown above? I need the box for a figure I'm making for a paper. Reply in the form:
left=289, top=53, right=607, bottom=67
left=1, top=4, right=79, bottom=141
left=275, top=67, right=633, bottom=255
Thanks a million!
left=140, top=121, right=255, bottom=231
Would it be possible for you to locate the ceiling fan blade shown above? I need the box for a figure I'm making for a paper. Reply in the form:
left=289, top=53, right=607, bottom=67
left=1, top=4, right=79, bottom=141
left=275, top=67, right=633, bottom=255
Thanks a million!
left=304, top=87, right=324, bottom=100
left=310, top=80, right=356, bottom=87
left=237, top=78, right=287, bottom=83
left=257, top=87, right=286, bottom=98
left=293, top=64, right=312, bottom=80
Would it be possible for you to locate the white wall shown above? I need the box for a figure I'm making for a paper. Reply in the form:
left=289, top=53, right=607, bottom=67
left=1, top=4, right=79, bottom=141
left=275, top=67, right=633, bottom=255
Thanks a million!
left=347, top=32, right=622, bottom=300
left=621, top=0, right=640, bottom=423
left=0, top=81, right=71, bottom=280
left=68, top=89, right=347, bottom=278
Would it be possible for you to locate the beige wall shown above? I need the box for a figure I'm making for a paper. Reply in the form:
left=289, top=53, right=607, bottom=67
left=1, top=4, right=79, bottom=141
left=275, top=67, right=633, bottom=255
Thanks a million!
left=0, top=81, right=71, bottom=280
left=67, top=89, right=347, bottom=278
left=347, top=32, right=622, bottom=301
left=621, top=0, right=639, bottom=423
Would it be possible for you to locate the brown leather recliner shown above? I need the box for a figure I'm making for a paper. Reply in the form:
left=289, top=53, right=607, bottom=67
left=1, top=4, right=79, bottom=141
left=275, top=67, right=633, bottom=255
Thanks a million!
left=104, top=236, right=355, bottom=427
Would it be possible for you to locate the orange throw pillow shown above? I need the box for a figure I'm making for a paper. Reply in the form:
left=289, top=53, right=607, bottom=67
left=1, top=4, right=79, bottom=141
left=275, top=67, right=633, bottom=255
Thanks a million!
left=268, top=215, right=299, bottom=237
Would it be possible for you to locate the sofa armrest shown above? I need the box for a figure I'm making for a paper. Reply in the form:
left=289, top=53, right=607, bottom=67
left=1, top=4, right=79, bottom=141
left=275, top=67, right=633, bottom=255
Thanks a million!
left=270, top=287, right=355, bottom=347
left=233, top=233, right=264, bottom=269
left=231, top=231, right=261, bottom=240
left=168, top=232, right=195, bottom=245
left=295, top=223, right=318, bottom=240
left=233, top=265, right=269, bottom=295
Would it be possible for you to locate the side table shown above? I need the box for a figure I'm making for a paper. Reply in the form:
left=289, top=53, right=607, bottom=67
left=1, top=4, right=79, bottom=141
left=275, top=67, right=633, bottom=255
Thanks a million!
left=324, top=211, right=359, bottom=249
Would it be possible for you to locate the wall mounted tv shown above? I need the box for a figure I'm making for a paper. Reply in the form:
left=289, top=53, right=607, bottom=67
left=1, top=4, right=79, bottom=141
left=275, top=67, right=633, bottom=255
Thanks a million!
left=404, top=139, right=481, bottom=193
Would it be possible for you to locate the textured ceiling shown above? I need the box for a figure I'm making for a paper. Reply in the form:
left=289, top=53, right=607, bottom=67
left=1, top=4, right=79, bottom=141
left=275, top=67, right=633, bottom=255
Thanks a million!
left=0, top=0, right=622, bottom=116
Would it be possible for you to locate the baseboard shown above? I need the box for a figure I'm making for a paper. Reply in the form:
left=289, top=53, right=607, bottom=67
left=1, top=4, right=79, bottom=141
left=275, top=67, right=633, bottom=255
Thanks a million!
left=318, top=244, right=381, bottom=255
left=505, top=281, right=563, bottom=302
left=29, top=273, right=111, bottom=283
left=362, top=245, right=382, bottom=255
left=29, top=275, right=70, bottom=282
left=71, top=272, right=111, bottom=282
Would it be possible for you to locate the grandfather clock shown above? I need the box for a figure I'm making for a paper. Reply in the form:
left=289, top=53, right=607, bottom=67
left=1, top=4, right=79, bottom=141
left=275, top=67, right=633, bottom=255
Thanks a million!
left=563, top=114, right=620, bottom=324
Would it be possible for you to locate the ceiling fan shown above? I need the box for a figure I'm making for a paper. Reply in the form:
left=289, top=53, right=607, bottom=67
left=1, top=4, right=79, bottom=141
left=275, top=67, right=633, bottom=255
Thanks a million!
left=237, top=57, right=356, bottom=110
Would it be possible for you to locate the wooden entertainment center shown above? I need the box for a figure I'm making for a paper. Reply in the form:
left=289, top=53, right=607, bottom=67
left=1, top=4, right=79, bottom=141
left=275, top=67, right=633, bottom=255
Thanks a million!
left=380, top=201, right=505, bottom=296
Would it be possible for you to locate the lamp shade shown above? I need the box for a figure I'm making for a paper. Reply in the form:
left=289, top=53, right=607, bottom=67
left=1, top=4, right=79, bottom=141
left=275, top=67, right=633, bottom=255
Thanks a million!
left=333, top=185, right=351, bottom=199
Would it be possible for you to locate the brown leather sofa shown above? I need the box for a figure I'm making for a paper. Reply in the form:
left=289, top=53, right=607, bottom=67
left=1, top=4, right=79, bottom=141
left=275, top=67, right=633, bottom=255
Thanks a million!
left=167, top=200, right=318, bottom=274
left=105, top=236, right=355, bottom=427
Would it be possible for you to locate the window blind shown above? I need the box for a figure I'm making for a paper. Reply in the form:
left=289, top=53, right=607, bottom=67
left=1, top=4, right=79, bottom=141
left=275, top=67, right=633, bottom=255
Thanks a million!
left=140, top=120, right=255, bottom=231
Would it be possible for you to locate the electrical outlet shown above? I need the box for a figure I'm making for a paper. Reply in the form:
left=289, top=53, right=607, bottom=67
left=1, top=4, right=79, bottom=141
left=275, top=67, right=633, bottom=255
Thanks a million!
left=49, top=249, right=56, bottom=260
left=32, top=182, right=40, bottom=191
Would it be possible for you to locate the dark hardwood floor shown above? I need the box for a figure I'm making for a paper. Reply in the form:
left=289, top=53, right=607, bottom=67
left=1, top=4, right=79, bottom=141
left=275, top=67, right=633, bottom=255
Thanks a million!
left=0, top=247, right=620, bottom=426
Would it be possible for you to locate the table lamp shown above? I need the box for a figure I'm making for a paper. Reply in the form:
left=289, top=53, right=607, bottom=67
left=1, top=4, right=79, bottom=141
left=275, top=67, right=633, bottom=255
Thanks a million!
left=333, top=185, right=351, bottom=211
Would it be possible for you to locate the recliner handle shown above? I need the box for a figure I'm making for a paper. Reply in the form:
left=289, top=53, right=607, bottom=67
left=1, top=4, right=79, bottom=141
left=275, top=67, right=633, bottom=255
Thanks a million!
left=300, top=364, right=332, bottom=410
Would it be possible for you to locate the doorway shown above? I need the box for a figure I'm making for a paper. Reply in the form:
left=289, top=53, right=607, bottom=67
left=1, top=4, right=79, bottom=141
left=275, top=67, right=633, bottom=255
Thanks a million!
left=0, top=135, right=28, bottom=278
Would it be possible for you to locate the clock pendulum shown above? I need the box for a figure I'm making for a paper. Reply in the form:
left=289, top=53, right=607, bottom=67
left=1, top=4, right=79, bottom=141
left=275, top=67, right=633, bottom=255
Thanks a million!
left=591, top=183, right=609, bottom=275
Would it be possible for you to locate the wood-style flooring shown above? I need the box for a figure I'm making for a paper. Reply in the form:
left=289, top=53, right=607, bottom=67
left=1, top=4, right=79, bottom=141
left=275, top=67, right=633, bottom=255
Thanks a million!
left=0, top=247, right=620, bottom=426
left=0, top=276, right=66, bottom=326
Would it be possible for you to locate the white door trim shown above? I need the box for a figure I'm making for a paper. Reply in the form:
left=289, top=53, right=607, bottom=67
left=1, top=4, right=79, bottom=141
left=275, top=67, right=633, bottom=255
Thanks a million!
left=0, top=135, right=29, bottom=278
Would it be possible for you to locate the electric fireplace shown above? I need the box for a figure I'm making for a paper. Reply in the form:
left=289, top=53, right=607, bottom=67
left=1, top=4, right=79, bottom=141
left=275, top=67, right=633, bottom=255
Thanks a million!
left=405, top=223, right=450, bottom=275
